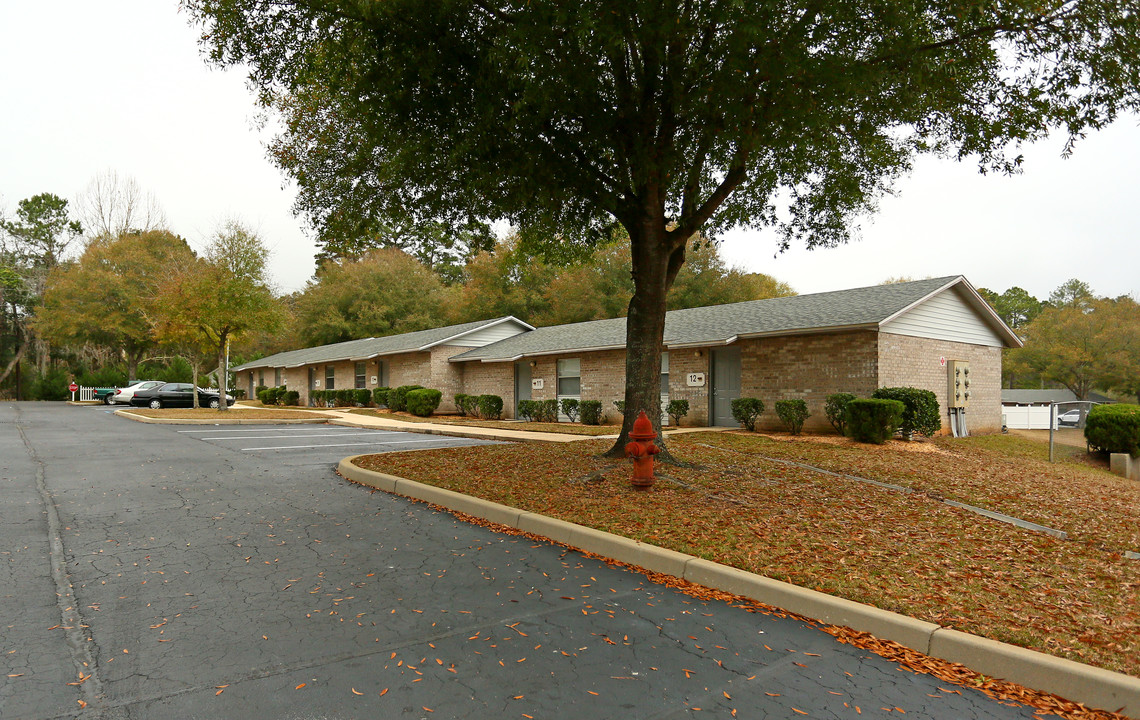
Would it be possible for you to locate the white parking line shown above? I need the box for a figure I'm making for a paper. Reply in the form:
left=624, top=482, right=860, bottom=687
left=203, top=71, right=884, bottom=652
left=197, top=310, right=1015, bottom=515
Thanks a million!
left=209, top=432, right=396, bottom=441
left=178, top=428, right=322, bottom=434
left=242, top=438, right=456, bottom=451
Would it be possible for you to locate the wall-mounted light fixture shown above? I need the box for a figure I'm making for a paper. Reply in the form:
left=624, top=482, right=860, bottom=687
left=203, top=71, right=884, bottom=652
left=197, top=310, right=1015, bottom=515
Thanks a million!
left=529, top=360, right=537, bottom=367
left=695, top=350, right=703, bottom=357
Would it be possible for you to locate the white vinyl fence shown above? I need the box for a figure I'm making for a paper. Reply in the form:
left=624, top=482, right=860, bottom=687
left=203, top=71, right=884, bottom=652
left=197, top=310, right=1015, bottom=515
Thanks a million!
left=1002, top=404, right=1053, bottom=430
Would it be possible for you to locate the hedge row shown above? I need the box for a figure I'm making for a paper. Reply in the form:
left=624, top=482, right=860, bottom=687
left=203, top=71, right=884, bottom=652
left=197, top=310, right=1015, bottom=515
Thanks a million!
left=257, top=386, right=300, bottom=406
left=310, top=388, right=371, bottom=407
left=456, top=393, right=504, bottom=420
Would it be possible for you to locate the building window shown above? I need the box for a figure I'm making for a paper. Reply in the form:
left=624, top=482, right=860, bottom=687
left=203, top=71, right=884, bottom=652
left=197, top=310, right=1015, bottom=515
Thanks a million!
left=274, top=368, right=282, bottom=387
left=258, top=371, right=264, bottom=387
left=355, top=362, right=367, bottom=389
left=557, top=358, right=581, bottom=396
left=325, top=365, right=335, bottom=390
left=660, top=352, right=670, bottom=396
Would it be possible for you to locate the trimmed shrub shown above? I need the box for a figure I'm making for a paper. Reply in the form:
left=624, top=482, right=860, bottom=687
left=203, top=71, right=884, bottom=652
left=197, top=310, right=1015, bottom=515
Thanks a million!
left=388, top=385, right=424, bottom=412
left=579, top=400, right=603, bottom=425
left=373, top=387, right=390, bottom=407
left=560, top=398, right=580, bottom=423
left=731, top=397, right=765, bottom=432
left=536, top=399, right=560, bottom=423
left=775, top=399, right=810, bottom=435
left=254, top=385, right=268, bottom=402
left=666, top=399, right=689, bottom=426
left=309, top=389, right=323, bottom=406
left=825, top=393, right=857, bottom=436
left=406, top=388, right=443, bottom=417
left=477, top=394, right=504, bottom=420
left=846, top=398, right=905, bottom=444
left=281, top=390, right=300, bottom=406
left=336, top=389, right=355, bottom=407
left=872, top=387, right=941, bottom=438
left=457, top=394, right=480, bottom=417
left=1085, top=403, right=1140, bottom=457
left=353, top=388, right=372, bottom=406
left=517, top=399, right=537, bottom=422
left=454, top=393, right=471, bottom=417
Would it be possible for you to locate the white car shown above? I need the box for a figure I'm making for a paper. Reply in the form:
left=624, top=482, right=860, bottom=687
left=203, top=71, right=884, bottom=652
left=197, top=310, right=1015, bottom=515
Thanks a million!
left=1057, top=409, right=1082, bottom=427
left=110, top=380, right=164, bottom=405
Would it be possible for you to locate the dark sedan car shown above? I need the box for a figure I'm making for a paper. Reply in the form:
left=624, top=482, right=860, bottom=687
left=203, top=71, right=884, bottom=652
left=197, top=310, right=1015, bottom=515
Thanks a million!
left=128, top=383, right=235, bottom=409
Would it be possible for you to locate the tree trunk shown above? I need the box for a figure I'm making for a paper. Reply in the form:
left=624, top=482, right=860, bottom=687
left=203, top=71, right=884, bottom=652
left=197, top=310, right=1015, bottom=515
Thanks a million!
left=190, top=357, right=201, bottom=409
left=0, top=339, right=28, bottom=386
left=217, top=332, right=229, bottom=412
left=126, top=349, right=143, bottom=385
left=603, top=217, right=686, bottom=459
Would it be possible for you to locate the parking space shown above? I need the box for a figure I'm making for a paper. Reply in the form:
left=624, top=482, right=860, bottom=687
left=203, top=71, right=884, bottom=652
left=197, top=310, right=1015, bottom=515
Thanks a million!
left=176, top=424, right=502, bottom=467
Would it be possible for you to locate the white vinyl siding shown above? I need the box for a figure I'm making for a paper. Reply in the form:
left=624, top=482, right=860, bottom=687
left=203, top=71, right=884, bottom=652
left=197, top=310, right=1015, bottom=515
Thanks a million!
left=440, top=320, right=532, bottom=348
left=660, top=352, right=670, bottom=426
left=881, top=288, right=1004, bottom=346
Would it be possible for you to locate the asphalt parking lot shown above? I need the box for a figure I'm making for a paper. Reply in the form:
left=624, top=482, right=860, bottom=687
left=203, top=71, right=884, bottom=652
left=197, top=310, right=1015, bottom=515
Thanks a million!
left=3, top=402, right=1053, bottom=719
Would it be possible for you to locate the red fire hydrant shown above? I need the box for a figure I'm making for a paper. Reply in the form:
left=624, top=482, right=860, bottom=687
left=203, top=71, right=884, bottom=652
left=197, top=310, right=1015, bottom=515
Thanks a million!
left=625, top=410, right=660, bottom=491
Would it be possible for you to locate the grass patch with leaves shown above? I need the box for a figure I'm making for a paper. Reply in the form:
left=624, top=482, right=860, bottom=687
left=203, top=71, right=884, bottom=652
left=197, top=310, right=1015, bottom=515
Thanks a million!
left=354, top=431, right=1139, bottom=677
left=347, top=408, right=618, bottom=435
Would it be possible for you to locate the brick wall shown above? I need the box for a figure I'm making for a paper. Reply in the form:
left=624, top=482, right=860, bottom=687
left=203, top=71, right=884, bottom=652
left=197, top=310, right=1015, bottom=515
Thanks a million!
left=877, top=333, right=1003, bottom=434
left=428, top=346, right=469, bottom=412
left=667, top=349, right=710, bottom=426
left=386, top=352, right=433, bottom=389
left=461, top=362, right=516, bottom=416
left=738, top=331, right=880, bottom=432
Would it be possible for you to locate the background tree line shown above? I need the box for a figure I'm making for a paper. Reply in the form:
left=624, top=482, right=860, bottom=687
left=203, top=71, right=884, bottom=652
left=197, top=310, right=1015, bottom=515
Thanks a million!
left=1, top=175, right=280, bottom=402
left=979, top=280, right=1140, bottom=402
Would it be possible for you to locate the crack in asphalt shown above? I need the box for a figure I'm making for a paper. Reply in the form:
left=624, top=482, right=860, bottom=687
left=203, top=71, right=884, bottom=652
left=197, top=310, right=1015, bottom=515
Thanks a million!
left=15, top=408, right=105, bottom=712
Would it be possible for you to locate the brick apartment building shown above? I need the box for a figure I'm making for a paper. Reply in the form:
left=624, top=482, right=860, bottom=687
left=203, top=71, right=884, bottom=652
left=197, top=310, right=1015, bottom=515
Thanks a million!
left=233, top=275, right=1021, bottom=433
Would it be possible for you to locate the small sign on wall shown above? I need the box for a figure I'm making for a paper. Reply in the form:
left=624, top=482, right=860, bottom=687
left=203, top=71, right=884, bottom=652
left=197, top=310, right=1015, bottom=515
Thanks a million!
left=314, top=380, right=321, bottom=387
left=370, top=376, right=378, bottom=385
left=532, top=378, right=544, bottom=390
left=686, top=372, right=706, bottom=387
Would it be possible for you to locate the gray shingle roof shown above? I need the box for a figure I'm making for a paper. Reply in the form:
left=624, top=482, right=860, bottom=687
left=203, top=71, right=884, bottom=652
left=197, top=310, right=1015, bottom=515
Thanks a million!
left=232, top=317, right=527, bottom=372
left=452, top=276, right=1007, bottom=362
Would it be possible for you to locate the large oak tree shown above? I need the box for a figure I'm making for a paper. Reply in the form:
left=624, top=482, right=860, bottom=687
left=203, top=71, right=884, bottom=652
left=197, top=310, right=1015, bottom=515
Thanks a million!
left=186, top=0, right=1140, bottom=451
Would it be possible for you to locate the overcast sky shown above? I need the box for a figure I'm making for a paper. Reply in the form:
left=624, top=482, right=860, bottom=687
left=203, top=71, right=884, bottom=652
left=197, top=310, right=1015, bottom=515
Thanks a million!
left=2, top=1, right=1137, bottom=302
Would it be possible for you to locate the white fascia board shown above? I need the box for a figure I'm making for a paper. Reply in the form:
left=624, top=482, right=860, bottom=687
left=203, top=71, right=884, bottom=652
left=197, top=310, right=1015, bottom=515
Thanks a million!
left=665, top=335, right=739, bottom=349
left=736, top=324, right=878, bottom=341
left=457, top=342, right=628, bottom=363
left=417, top=317, right=535, bottom=351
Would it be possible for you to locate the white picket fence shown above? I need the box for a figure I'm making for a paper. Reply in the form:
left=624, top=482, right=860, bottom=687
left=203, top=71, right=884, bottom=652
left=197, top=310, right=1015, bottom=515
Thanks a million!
left=78, top=386, right=96, bottom=402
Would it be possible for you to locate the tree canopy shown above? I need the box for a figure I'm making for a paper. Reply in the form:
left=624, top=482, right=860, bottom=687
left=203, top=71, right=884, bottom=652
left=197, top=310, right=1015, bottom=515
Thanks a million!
left=35, top=230, right=196, bottom=381
left=187, top=0, right=1140, bottom=449
left=295, top=248, right=450, bottom=346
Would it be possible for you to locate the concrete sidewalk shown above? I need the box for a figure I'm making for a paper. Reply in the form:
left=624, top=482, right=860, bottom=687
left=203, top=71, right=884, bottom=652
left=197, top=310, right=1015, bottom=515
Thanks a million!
left=322, top=408, right=731, bottom=444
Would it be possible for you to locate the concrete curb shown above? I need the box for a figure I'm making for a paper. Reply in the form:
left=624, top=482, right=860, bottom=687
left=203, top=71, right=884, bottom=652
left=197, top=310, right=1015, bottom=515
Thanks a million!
left=114, top=410, right=329, bottom=426
left=337, top=455, right=1140, bottom=718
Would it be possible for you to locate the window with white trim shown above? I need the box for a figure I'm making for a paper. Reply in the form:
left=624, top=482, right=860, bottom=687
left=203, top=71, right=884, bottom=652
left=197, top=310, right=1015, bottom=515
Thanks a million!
left=557, top=358, right=581, bottom=396
left=325, top=365, right=335, bottom=390
left=355, top=362, right=367, bottom=389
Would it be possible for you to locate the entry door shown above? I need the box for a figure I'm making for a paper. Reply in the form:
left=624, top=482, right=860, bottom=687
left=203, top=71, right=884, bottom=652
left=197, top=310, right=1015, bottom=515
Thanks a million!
left=711, top=347, right=742, bottom=427
left=514, top=361, right=532, bottom=416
